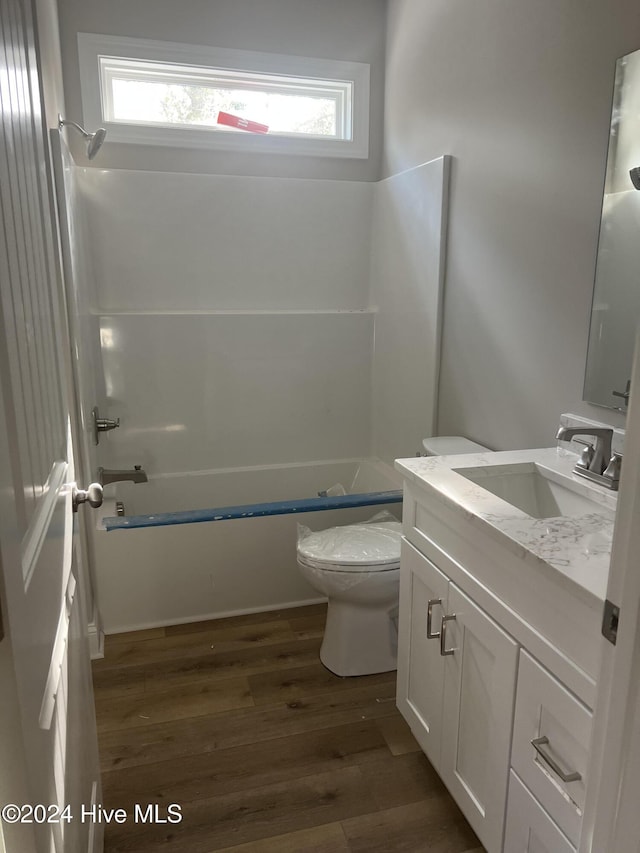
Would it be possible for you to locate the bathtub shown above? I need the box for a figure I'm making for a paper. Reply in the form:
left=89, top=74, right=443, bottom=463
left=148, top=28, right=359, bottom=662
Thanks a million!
left=93, top=458, right=402, bottom=635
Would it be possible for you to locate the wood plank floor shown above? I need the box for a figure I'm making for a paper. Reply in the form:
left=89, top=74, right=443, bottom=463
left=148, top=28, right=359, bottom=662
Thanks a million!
left=93, top=604, right=484, bottom=852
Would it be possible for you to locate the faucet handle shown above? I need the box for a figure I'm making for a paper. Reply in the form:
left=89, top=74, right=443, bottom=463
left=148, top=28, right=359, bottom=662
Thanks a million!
left=573, top=439, right=595, bottom=470
left=92, top=406, right=121, bottom=445
left=603, top=452, right=622, bottom=484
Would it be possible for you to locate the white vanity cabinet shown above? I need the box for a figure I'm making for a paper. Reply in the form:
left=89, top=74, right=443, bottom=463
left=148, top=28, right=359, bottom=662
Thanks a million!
left=397, top=539, right=519, bottom=853
left=503, top=772, right=575, bottom=853
left=395, top=457, right=607, bottom=853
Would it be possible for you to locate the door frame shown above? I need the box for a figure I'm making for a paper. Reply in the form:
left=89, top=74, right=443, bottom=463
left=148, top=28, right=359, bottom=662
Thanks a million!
left=580, top=327, right=640, bottom=852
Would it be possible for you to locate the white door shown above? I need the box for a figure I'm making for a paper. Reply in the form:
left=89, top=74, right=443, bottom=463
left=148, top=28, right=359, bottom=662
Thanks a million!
left=580, top=328, right=640, bottom=853
left=441, top=583, right=519, bottom=853
left=0, top=1, right=102, bottom=852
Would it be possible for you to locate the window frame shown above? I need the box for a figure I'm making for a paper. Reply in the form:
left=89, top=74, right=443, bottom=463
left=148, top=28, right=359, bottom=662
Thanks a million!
left=78, top=33, right=370, bottom=158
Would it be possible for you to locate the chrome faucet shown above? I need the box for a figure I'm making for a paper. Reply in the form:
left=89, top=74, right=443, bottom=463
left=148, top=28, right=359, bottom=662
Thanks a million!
left=97, top=465, right=148, bottom=486
left=556, top=426, right=613, bottom=474
left=555, top=426, right=620, bottom=490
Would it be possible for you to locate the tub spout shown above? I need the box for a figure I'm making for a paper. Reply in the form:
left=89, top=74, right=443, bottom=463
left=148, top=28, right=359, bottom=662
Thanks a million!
left=98, top=465, right=148, bottom=486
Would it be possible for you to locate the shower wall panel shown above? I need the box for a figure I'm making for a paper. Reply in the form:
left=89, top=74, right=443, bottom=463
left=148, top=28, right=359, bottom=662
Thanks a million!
left=81, top=169, right=373, bottom=312
left=80, top=168, right=375, bottom=476
left=370, top=157, right=450, bottom=464
left=98, top=312, right=373, bottom=473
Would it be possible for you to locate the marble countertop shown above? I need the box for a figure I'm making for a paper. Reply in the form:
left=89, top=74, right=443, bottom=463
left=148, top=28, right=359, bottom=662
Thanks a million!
left=395, top=447, right=617, bottom=602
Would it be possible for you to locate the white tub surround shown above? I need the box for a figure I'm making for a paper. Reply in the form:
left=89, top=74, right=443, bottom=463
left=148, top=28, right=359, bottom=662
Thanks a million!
left=94, top=459, right=401, bottom=634
left=81, top=168, right=376, bottom=478
left=79, top=162, right=449, bottom=637
left=395, top=446, right=618, bottom=852
left=371, top=157, right=450, bottom=463
left=81, top=169, right=374, bottom=314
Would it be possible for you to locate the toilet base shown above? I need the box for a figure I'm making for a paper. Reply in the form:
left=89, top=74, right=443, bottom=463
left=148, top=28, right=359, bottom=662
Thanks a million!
left=319, top=598, right=398, bottom=677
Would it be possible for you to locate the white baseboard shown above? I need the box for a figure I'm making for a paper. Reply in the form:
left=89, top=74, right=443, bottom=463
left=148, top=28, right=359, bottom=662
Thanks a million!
left=104, top=596, right=327, bottom=637
left=88, top=620, right=104, bottom=659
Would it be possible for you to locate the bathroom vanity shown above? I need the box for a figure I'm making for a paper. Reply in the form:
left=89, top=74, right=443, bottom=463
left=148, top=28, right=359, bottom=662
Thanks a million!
left=394, top=447, right=617, bottom=853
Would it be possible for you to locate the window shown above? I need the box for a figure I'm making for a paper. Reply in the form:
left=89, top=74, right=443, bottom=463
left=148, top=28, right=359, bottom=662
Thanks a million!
left=78, top=34, right=370, bottom=158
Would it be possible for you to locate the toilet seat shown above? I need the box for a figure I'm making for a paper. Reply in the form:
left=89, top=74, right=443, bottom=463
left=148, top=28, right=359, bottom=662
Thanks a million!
left=297, top=521, right=401, bottom=572
left=297, top=556, right=400, bottom=573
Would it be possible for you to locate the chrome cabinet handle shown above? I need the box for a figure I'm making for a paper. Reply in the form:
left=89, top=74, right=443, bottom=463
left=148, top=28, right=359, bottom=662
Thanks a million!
left=440, top=614, right=456, bottom=656
left=427, top=598, right=442, bottom=639
left=531, top=736, right=582, bottom=783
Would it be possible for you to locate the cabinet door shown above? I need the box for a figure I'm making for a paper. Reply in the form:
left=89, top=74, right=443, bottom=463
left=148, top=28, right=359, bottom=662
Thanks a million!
left=441, top=583, right=519, bottom=853
left=396, top=539, right=449, bottom=767
left=504, top=771, right=575, bottom=853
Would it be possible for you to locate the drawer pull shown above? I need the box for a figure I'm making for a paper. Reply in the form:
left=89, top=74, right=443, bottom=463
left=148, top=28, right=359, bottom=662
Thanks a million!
left=427, top=599, right=442, bottom=639
left=440, top=614, right=456, bottom=656
left=531, top=736, right=582, bottom=783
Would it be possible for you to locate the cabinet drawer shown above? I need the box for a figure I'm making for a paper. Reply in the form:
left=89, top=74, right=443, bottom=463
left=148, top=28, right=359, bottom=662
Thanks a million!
left=504, top=771, right=575, bottom=853
left=512, top=650, right=592, bottom=845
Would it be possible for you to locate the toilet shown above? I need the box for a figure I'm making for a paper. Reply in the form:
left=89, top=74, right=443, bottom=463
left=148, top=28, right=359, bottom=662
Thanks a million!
left=297, top=519, right=403, bottom=677
left=297, top=436, right=490, bottom=677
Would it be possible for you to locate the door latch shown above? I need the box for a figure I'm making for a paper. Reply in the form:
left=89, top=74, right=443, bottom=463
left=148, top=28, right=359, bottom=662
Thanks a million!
left=602, top=599, right=620, bottom=645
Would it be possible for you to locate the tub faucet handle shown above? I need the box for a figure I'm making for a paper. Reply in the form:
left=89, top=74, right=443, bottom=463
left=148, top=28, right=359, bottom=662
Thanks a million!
left=92, top=406, right=120, bottom=445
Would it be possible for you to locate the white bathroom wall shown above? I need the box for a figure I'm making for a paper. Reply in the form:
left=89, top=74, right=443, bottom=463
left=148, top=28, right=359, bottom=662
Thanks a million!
left=80, top=168, right=376, bottom=475
left=370, top=157, right=450, bottom=464
left=384, top=0, right=637, bottom=450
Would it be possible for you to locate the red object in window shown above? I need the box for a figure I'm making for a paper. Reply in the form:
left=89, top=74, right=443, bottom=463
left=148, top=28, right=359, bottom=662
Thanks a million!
left=217, top=111, right=269, bottom=134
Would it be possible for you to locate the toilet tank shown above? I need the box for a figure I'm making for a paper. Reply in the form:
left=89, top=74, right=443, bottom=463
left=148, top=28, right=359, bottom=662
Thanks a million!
left=422, top=436, right=489, bottom=456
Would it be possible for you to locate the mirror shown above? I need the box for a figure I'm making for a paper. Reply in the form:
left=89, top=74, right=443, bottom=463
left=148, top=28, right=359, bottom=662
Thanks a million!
left=584, top=47, right=640, bottom=411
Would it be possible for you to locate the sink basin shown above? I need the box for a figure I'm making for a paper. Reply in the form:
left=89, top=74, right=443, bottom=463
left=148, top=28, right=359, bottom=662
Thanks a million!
left=454, top=462, right=611, bottom=519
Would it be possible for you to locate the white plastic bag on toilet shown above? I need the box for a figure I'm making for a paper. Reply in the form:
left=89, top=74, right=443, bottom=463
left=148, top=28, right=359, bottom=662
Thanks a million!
left=296, top=511, right=402, bottom=569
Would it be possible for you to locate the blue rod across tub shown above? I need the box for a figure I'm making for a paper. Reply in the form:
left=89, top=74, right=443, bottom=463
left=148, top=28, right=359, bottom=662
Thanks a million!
left=103, top=489, right=403, bottom=532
